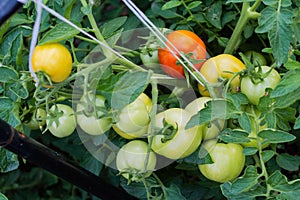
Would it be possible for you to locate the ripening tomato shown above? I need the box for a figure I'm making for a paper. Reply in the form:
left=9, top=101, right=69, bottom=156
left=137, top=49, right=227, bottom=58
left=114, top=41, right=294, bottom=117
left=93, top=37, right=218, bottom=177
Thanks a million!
left=113, top=93, right=152, bottom=139
left=32, top=43, right=72, bottom=82
left=198, top=140, right=245, bottom=183
left=150, top=108, right=202, bottom=160
left=158, top=30, right=206, bottom=78
left=198, top=54, right=246, bottom=97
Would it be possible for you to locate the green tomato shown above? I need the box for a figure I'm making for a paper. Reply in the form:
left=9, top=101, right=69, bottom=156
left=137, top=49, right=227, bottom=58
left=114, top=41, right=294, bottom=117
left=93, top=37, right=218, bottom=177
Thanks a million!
left=185, top=97, right=225, bottom=140
left=76, top=94, right=112, bottom=135
left=47, top=104, right=76, bottom=138
left=199, top=140, right=245, bottom=183
left=25, top=108, right=47, bottom=130
left=241, top=66, right=281, bottom=105
left=113, top=93, right=152, bottom=139
left=140, top=43, right=160, bottom=69
left=150, top=108, right=202, bottom=160
left=116, top=140, right=157, bottom=181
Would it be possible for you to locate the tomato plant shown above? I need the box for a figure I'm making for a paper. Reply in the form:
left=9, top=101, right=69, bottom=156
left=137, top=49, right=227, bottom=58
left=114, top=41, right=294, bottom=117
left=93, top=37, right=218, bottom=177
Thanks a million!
left=1, top=0, right=300, bottom=199
left=113, top=93, right=152, bottom=139
left=198, top=140, right=245, bottom=183
left=46, top=104, right=76, bottom=138
left=158, top=30, right=206, bottom=78
left=241, top=66, right=281, bottom=105
left=116, top=140, right=157, bottom=182
left=76, top=94, right=112, bottom=135
left=150, top=108, right=202, bottom=159
left=32, top=43, right=73, bottom=83
left=198, top=54, right=246, bottom=97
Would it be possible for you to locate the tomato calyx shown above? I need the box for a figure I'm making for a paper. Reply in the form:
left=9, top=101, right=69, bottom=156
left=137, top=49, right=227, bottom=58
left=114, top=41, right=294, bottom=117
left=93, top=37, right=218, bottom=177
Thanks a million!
left=244, top=65, right=276, bottom=85
left=156, top=118, right=178, bottom=143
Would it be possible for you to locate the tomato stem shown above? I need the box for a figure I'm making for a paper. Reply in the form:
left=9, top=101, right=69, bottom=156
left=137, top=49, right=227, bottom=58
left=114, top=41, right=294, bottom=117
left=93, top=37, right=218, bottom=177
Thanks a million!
left=224, top=1, right=261, bottom=54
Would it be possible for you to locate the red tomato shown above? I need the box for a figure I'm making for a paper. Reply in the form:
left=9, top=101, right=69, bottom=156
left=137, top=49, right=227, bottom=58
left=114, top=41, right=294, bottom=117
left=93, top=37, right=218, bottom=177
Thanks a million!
left=158, top=30, right=206, bottom=78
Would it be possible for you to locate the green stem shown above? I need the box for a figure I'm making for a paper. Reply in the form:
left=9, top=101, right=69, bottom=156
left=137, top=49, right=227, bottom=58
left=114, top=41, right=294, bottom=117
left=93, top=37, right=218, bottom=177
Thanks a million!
left=224, top=1, right=261, bottom=54
left=80, top=0, right=112, bottom=58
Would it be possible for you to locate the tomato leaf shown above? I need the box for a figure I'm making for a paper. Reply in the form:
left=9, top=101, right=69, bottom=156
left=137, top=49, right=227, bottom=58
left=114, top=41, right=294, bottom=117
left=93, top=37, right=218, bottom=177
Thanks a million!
left=276, top=153, right=300, bottom=171
left=221, top=166, right=263, bottom=199
left=267, top=170, right=300, bottom=198
left=243, top=147, right=258, bottom=156
left=186, top=99, right=238, bottom=129
left=179, top=146, right=213, bottom=165
left=206, top=1, right=223, bottom=29
left=237, top=112, right=252, bottom=133
left=0, top=148, right=19, bottom=173
left=164, top=184, right=187, bottom=200
left=219, top=128, right=251, bottom=144
left=0, top=97, right=21, bottom=130
left=39, top=22, right=80, bottom=45
left=161, top=0, right=182, bottom=10
left=0, top=66, right=19, bottom=83
left=255, top=6, right=293, bottom=66
left=110, top=71, right=151, bottom=110
left=271, top=69, right=300, bottom=98
left=261, top=150, right=275, bottom=163
left=99, top=16, right=127, bottom=39
left=258, top=129, right=296, bottom=144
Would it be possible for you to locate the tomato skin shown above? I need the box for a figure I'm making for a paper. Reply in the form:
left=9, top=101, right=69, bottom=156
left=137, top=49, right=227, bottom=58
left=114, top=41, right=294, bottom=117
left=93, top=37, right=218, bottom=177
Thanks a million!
left=241, top=66, right=281, bottom=105
left=32, top=43, right=72, bottom=83
left=140, top=44, right=160, bottom=69
left=158, top=30, right=206, bottom=78
left=46, top=104, right=76, bottom=138
left=116, top=140, right=157, bottom=181
left=198, top=54, right=246, bottom=97
left=76, top=94, right=112, bottom=135
left=25, top=108, right=47, bottom=130
left=185, top=97, right=224, bottom=140
left=199, top=140, right=245, bottom=183
left=113, top=93, right=152, bottom=139
left=150, top=108, right=202, bottom=160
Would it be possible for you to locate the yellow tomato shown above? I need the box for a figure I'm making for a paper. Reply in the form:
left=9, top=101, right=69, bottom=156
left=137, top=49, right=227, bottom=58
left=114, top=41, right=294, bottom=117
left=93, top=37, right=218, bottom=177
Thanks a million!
left=32, top=43, right=72, bottom=82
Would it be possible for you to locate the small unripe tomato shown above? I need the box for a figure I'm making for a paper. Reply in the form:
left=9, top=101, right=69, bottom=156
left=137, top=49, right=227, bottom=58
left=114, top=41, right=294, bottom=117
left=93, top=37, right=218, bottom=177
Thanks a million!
left=116, top=140, right=157, bottom=181
left=198, top=54, right=246, bottom=97
left=32, top=43, right=72, bottom=82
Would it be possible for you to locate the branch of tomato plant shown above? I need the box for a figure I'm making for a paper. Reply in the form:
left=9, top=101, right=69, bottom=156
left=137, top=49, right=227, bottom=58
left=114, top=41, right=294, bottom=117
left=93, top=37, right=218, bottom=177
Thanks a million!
left=224, top=1, right=262, bottom=54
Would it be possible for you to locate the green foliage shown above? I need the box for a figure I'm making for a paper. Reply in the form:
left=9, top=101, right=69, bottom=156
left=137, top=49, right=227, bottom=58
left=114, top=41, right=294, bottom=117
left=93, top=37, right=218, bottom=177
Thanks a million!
left=0, top=0, right=300, bottom=199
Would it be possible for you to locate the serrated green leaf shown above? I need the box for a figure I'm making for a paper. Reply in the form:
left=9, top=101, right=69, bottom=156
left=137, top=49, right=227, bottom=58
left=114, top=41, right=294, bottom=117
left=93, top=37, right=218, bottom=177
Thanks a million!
left=243, top=147, right=258, bottom=155
left=238, top=112, right=252, bottom=133
left=99, top=16, right=127, bottom=39
left=161, top=0, right=182, bottom=10
left=271, top=69, right=300, bottom=98
left=0, top=66, right=19, bottom=83
left=221, top=166, right=263, bottom=199
left=39, top=22, right=80, bottom=44
left=180, top=145, right=213, bottom=165
left=206, top=1, right=223, bottom=29
left=268, top=170, right=300, bottom=198
left=110, top=71, right=151, bottom=110
left=164, top=184, right=187, bottom=200
left=256, top=7, right=293, bottom=66
left=284, top=59, right=300, bottom=70
left=0, top=193, right=8, bottom=200
left=220, top=128, right=251, bottom=143
left=276, top=153, right=300, bottom=171
left=186, top=99, right=238, bottom=129
left=261, top=150, right=275, bottom=163
left=8, top=82, right=29, bottom=99
left=258, top=129, right=296, bottom=144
